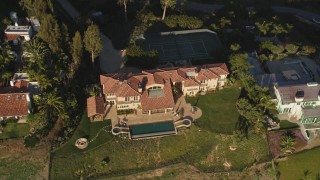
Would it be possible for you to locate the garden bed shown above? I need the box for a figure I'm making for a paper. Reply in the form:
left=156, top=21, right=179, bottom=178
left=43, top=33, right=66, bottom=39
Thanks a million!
left=267, top=129, right=307, bottom=158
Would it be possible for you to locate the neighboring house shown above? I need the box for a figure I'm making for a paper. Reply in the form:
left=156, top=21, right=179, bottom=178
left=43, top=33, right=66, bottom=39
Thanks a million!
left=87, top=96, right=105, bottom=120
left=0, top=86, right=30, bottom=120
left=4, top=25, right=32, bottom=43
left=274, top=82, right=320, bottom=129
left=98, top=63, right=228, bottom=115
left=10, top=73, right=40, bottom=96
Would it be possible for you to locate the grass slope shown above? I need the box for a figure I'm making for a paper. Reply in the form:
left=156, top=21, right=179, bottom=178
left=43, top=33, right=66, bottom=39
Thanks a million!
left=0, top=123, right=30, bottom=139
left=187, top=85, right=241, bottom=134
left=278, top=148, right=320, bottom=180
left=51, top=85, right=269, bottom=179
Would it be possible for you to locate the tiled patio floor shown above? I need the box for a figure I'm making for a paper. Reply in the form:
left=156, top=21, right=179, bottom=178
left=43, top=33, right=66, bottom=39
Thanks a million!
left=105, top=95, right=202, bottom=127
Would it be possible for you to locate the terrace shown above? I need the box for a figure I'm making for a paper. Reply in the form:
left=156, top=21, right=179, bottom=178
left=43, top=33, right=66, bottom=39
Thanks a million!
left=107, top=95, right=202, bottom=128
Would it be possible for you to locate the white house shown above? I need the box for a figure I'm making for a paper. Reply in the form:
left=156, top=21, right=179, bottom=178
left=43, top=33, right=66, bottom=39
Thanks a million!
left=274, top=82, right=320, bottom=125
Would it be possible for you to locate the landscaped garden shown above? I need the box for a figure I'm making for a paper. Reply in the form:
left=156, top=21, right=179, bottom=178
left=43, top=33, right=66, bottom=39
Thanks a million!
left=51, top=84, right=270, bottom=179
left=0, top=123, right=30, bottom=139
left=278, top=148, right=320, bottom=180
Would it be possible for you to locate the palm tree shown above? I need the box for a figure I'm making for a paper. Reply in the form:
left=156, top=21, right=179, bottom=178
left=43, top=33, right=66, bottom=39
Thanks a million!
left=280, top=134, right=296, bottom=155
left=35, top=93, right=64, bottom=120
left=161, top=0, right=175, bottom=20
left=117, top=0, right=128, bottom=23
left=1, top=71, right=12, bottom=87
left=24, top=37, right=50, bottom=65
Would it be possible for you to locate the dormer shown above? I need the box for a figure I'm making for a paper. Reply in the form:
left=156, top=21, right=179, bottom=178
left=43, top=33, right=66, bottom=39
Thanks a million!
left=295, top=90, right=304, bottom=102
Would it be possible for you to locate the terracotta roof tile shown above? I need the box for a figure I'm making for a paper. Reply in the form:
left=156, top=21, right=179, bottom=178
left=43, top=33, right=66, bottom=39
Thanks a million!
left=14, top=80, right=29, bottom=88
left=87, top=96, right=105, bottom=117
left=141, top=80, right=175, bottom=111
left=0, top=87, right=29, bottom=117
left=184, top=78, right=200, bottom=87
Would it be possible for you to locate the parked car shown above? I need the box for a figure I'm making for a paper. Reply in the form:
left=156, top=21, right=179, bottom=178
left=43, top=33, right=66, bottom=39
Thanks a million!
left=312, top=17, right=320, bottom=24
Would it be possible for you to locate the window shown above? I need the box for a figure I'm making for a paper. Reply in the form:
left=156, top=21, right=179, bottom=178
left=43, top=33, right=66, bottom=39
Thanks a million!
left=125, top=97, right=129, bottom=101
left=201, top=80, right=206, bottom=84
left=134, top=96, right=138, bottom=101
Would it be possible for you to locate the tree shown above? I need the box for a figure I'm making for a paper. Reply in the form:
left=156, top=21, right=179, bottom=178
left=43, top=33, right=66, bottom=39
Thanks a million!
left=27, top=114, right=48, bottom=132
left=300, top=46, right=316, bottom=56
left=117, top=0, right=129, bottom=23
left=280, top=134, right=296, bottom=155
left=38, top=14, right=61, bottom=53
left=236, top=98, right=264, bottom=133
left=161, top=0, right=175, bottom=21
left=35, top=93, right=64, bottom=120
left=83, top=23, right=103, bottom=67
left=255, top=21, right=271, bottom=36
left=68, top=31, right=83, bottom=81
left=219, top=17, right=232, bottom=28
left=19, top=0, right=49, bottom=20
left=229, top=53, right=252, bottom=78
left=0, top=45, right=14, bottom=72
left=230, top=43, right=241, bottom=52
left=285, top=44, right=299, bottom=55
left=24, top=37, right=50, bottom=65
left=1, top=71, right=12, bottom=86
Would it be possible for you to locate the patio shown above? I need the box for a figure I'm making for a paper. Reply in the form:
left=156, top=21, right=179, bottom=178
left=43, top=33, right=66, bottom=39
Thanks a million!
left=105, top=95, right=202, bottom=127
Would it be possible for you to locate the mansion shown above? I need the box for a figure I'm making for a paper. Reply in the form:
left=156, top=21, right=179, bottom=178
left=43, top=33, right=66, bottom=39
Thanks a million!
left=88, top=63, right=229, bottom=119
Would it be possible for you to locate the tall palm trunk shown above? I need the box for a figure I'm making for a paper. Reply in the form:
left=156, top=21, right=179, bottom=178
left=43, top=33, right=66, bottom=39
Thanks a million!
left=162, top=3, right=167, bottom=20
left=124, top=2, right=127, bottom=23
left=91, top=51, right=95, bottom=69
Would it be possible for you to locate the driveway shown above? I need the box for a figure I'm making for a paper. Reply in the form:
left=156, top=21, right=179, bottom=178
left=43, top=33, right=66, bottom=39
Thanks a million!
left=55, top=0, right=123, bottom=73
left=99, top=34, right=122, bottom=73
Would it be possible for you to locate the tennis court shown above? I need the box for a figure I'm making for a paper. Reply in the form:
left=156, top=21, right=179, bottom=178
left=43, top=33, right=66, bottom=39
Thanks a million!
left=137, top=29, right=223, bottom=62
left=149, top=39, right=208, bottom=60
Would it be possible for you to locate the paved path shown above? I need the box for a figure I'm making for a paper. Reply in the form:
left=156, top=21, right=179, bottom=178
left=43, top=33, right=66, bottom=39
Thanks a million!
left=55, top=0, right=122, bottom=73
left=56, top=0, right=80, bottom=19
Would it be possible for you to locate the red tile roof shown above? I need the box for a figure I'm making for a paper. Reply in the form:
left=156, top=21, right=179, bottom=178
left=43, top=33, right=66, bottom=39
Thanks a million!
left=87, top=96, right=105, bottom=117
left=14, top=80, right=29, bottom=88
left=100, top=63, right=229, bottom=110
left=140, top=80, right=175, bottom=111
left=0, top=87, right=29, bottom=117
left=184, top=78, right=200, bottom=87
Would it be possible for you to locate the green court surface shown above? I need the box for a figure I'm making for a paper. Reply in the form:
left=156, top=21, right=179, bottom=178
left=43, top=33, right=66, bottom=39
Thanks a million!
left=137, top=29, right=223, bottom=62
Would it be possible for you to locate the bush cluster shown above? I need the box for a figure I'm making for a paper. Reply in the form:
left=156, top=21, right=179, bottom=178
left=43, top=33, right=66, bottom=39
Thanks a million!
left=164, top=15, right=203, bottom=29
left=117, top=109, right=134, bottom=115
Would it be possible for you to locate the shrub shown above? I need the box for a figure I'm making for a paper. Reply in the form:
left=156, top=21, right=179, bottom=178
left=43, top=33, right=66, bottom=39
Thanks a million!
left=24, top=134, right=39, bottom=148
left=126, top=45, right=158, bottom=69
left=117, top=109, right=134, bottom=115
left=164, top=15, right=203, bottom=29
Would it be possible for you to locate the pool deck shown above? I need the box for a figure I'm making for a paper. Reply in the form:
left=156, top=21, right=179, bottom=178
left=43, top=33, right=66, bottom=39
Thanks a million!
left=104, top=95, right=202, bottom=128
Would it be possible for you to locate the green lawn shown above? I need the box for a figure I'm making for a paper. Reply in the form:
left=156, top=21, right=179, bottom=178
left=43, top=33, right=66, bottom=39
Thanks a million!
left=0, top=158, right=43, bottom=179
left=279, top=120, right=299, bottom=130
left=0, top=123, right=30, bottom=139
left=187, top=85, right=241, bottom=134
left=51, top=85, right=269, bottom=179
left=278, top=148, right=320, bottom=180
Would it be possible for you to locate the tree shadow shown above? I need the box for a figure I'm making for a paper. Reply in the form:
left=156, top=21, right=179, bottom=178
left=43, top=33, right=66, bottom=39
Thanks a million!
left=236, top=116, right=250, bottom=138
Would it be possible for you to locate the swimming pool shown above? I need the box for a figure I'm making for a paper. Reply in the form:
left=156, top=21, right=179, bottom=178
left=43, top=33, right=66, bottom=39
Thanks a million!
left=130, top=121, right=177, bottom=139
